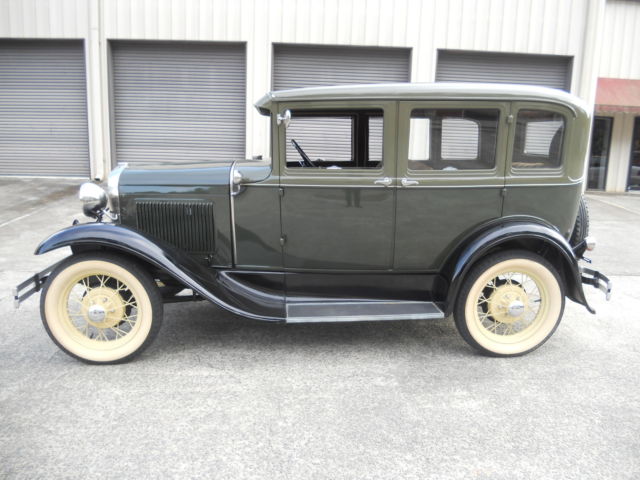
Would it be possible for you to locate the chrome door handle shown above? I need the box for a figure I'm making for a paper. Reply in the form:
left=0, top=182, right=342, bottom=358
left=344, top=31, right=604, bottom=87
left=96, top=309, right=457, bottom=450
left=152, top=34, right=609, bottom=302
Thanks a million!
left=401, top=178, right=419, bottom=187
left=374, top=177, right=392, bottom=187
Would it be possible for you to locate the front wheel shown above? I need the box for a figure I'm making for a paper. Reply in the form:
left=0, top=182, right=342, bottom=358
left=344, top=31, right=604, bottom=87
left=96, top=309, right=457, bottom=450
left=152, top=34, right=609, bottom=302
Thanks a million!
left=40, top=252, right=163, bottom=364
left=454, top=251, right=565, bottom=357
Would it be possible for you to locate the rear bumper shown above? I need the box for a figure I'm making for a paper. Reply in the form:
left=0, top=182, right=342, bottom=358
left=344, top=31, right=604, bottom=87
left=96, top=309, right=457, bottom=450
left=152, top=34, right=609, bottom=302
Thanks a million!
left=580, top=266, right=612, bottom=301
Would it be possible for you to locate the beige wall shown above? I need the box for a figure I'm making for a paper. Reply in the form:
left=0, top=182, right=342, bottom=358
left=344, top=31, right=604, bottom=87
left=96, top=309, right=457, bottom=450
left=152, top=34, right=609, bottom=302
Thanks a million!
left=599, top=0, right=640, bottom=79
left=596, top=1, right=640, bottom=191
left=602, top=112, right=635, bottom=192
left=0, top=0, right=611, bottom=180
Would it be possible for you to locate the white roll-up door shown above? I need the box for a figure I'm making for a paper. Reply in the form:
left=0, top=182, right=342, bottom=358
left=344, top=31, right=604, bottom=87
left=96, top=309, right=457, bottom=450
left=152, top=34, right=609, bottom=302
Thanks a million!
left=436, top=50, right=572, bottom=91
left=273, top=44, right=410, bottom=164
left=111, top=41, right=246, bottom=166
left=0, top=40, right=90, bottom=176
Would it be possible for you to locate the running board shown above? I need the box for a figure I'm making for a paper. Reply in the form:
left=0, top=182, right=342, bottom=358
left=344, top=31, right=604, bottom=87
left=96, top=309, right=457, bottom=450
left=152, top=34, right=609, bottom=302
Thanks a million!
left=285, top=301, right=444, bottom=323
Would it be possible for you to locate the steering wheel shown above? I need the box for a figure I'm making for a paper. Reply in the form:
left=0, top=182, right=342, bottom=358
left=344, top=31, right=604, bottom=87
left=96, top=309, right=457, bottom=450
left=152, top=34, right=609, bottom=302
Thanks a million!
left=290, top=139, right=317, bottom=168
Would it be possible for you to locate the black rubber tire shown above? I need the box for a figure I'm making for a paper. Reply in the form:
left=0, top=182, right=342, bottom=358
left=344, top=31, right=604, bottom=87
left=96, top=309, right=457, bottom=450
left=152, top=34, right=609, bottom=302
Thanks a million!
left=453, top=250, right=565, bottom=357
left=40, top=252, right=164, bottom=365
left=570, top=195, right=590, bottom=247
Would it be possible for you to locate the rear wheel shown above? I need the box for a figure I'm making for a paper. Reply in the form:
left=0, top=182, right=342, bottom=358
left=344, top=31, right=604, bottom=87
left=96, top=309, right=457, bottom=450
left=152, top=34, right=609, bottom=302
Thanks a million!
left=40, top=253, right=163, bottom=364
left=454, top=251, right=565, bottom=357
left=570, top=195, right=590, bottom=246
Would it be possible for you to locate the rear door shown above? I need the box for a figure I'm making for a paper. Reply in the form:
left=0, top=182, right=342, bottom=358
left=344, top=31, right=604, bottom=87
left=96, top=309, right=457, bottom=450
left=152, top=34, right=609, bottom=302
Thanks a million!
left=503, top=102, right=579, bottom=238
left=394, top=101, right=509, bottom=270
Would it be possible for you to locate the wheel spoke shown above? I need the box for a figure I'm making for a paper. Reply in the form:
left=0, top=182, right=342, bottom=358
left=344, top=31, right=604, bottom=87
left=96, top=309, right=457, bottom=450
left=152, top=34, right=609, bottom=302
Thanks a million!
left=63, top=272, right=141, bottom=342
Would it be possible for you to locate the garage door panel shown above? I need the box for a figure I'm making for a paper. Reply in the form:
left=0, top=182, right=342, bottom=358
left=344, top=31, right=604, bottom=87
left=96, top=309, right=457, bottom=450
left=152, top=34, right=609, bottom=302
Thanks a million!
left=0, top=40, right=90, bottom=176
left=273, top=44, right=411, bottom=90
left=436, top=50, right=572, bottom=91
left=273, top=44, right=410, bottom=164
left=111, top=41, right=246, bottom=166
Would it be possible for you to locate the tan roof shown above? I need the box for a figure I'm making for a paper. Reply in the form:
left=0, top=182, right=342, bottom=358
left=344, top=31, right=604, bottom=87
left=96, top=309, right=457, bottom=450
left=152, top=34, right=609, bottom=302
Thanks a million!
left=255, top=82, right=589, bottom=116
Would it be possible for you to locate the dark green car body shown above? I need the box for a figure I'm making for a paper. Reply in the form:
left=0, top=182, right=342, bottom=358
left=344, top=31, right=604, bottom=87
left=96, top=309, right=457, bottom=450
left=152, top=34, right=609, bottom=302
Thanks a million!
left=122, top=83, right=589, bottom=269
left=25, top=83, right=610, bottom=325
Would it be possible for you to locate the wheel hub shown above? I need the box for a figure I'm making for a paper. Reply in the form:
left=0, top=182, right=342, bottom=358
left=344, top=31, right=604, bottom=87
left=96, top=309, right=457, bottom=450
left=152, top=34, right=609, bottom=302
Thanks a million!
left=87, top=304, right=106, bottom=323
left=487, top=284, right=529, bottom=324
left=81, top=286, right=126, bottom=329
left=507, top=300, right=525, bottom=317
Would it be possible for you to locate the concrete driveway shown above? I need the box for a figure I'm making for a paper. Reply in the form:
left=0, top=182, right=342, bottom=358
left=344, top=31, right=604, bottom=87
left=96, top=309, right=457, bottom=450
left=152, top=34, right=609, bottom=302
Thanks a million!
left=1, top=178, right=639, bottom=479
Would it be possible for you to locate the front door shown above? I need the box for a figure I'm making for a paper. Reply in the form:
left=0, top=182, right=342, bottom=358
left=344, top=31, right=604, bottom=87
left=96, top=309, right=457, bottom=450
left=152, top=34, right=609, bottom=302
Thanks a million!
left=278, top=101, right=396, bottom=270
left=394, top=101, right=508, bottom=270
left=588, top=116, right=613, bottom=190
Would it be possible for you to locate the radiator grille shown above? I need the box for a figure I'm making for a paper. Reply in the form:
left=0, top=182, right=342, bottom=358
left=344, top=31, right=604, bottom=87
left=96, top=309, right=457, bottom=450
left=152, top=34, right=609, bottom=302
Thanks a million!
left=135, top=200, right=215, bottom=253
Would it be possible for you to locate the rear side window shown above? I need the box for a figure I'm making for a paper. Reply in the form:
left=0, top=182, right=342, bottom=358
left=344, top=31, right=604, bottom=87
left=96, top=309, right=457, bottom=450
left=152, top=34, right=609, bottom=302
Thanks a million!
left=408, top=109, right=499, bottom=171
left=513, top=110, right=565, bottom=169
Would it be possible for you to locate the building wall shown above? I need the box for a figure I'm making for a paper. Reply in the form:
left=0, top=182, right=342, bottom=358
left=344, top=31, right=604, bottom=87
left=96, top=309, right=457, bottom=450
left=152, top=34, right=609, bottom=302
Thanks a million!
left=598, top=0, right=640, bottom=192
left=0, top=0, right=608, bottom=180
left=604, top=112, right=635, bottom=192
left=599, top=0, right=640, bottom=79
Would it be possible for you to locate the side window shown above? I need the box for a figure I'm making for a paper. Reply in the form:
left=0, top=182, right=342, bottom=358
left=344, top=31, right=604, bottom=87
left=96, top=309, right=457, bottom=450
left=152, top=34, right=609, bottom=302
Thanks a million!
left=408, top=109, right=499, bottom=171
left=513, top=110, right=566, bottom=169
left=285, top=109, right=383, bottom=169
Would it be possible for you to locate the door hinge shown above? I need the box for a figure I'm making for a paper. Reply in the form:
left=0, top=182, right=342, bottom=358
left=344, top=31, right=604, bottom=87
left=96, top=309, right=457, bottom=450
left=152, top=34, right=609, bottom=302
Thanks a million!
left=506, top=114, right=514, bottom=124
left=279, top=235, right=287, bottom=246
left=500, top=187, right=508, bottom=197
left=278, top=187, right=285, bottom=197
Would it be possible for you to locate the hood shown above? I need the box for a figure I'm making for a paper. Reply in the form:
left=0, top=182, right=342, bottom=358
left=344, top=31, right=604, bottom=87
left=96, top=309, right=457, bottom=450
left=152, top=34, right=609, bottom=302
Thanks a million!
left=118, top=162, right=233, bottom=187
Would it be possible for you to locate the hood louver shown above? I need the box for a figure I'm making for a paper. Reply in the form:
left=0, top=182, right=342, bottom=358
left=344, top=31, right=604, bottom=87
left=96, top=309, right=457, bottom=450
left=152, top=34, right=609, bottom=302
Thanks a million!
left=135, top=200, right=216, bottom=254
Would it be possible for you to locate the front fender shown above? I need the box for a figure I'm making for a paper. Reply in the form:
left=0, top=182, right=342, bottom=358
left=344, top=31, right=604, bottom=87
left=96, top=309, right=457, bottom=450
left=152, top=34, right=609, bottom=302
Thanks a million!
left=36, top=223, right=285, bottom=321
left=442, top=220, right=592, bottom=316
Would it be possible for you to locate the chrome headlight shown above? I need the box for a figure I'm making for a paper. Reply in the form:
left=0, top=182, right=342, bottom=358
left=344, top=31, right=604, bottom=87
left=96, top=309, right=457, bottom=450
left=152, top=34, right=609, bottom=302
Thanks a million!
left=78, top=182, right=107, bottom=218
left=107, top=163, right=127, bottom=213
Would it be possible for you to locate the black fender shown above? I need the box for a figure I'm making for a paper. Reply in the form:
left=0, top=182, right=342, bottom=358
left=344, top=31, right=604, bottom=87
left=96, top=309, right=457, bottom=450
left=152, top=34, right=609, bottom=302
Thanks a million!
left=441, top=219, right=592, bottom=316
left=36, top=222, right=285, bottom=321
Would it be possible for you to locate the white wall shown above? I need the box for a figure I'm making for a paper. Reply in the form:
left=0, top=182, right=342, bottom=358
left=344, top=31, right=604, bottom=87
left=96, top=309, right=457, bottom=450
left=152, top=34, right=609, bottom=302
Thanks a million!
left=0, top=0, right=606, bottom=179
left=599, top=0, right=640, bottom=79
left=603, top=112, right=635, bottom=192
left=597, top=0, right=640, bottom=191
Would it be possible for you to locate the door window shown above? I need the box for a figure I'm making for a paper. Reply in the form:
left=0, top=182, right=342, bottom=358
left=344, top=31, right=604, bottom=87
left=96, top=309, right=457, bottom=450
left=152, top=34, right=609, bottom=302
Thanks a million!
left=285, top=109, right=384, bottom=169
left=407, top=109, right=499, bottom=171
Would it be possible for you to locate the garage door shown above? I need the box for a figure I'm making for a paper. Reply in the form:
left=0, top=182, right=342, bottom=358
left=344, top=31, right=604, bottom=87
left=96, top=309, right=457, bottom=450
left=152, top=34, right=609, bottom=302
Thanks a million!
left=273, top=44, right=410, bottom=165
left=436, top=50, right=572, bottom=91
left=0, top=40, right=90, bottom=176
left=273, top=44, right=411, bottom=90
left=111, top=41, right=246, bottom=166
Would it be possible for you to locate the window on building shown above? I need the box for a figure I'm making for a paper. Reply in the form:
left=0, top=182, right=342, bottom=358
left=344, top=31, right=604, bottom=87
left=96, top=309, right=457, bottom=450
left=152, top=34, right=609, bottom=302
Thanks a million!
left=628, top=117, right=640, bottom=191
left=588, top=116, right=612, bottom=190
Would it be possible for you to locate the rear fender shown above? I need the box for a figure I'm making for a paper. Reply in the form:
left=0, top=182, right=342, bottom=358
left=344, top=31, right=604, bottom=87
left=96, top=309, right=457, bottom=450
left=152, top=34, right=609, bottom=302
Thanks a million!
left=441, top=219, right=592, bottom=316
left=36, top=223, right=285, bottom=321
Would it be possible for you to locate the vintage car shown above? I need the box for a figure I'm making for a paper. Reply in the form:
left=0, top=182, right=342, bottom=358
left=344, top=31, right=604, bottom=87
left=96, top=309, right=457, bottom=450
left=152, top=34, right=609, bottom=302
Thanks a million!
left=14, top=83, right=612, bottom=364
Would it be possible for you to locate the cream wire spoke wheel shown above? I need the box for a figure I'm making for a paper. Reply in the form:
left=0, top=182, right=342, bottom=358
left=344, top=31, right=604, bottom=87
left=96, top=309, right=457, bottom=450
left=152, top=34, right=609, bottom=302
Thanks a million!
left=41, top=253, right=163, bottom=364
left=454, top=251, right=564, bottom=357
left=67, top=276, right=138, bottom=342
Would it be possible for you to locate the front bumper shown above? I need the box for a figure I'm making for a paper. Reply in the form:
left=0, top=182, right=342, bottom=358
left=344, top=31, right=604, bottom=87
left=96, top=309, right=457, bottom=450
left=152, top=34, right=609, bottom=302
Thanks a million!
left=12, top=260, right=63, bottom=308
left=580, top=266, right=612, bottom=301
